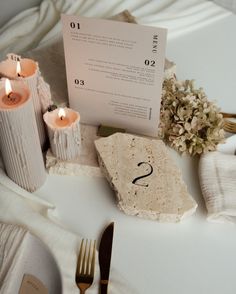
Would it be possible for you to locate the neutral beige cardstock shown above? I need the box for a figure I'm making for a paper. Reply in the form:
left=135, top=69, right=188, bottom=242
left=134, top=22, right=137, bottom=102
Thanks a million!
left=62, top=15, right=167, bottom=137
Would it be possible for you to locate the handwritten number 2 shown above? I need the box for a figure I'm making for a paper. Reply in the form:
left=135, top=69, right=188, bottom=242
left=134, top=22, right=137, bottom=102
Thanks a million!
left=132, top=162, right=153, bottom=187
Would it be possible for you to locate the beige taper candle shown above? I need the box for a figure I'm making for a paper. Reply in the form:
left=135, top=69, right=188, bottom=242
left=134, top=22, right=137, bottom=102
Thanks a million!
left=0, top=54, right=53, bottom=150
left=0, top=79, right=46, bottom=192
left=43, top=107, right=81, bottom=160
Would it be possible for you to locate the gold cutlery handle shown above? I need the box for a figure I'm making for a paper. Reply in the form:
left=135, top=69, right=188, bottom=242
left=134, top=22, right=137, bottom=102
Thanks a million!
left=100, top=282, right=108, bottom=294
left=221, top=112, right=236, bottom=118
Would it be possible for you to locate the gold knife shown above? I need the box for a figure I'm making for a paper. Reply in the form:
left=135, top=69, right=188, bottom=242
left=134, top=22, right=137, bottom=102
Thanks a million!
left=98, top=222, right=114, bottom=294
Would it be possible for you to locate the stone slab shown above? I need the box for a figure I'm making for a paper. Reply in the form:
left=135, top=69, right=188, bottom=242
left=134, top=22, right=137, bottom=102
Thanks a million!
left=95, top=133, right=197, bottom=222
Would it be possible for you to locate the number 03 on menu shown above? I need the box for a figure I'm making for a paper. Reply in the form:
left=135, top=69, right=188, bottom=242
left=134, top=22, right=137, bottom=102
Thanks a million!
left=61, top=14, right=167, bottom=137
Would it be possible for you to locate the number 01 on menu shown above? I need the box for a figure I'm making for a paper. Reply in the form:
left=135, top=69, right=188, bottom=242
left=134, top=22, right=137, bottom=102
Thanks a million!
left=61, top=14, right=167, bottom=137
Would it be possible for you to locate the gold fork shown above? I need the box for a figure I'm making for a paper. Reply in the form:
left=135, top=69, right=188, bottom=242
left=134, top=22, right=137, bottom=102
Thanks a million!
left=76, top=239, right=96, bottom=294
left=221, top=112, right=236, bottom=133
left=223, top=120, right=236, bottom=133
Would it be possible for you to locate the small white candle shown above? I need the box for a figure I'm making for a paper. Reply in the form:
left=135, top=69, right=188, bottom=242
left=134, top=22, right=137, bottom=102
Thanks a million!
left=0, top=79, right=46, bottom=192
left=43, top=107, right=81, bottom=160
left=0, top=54, right=53, bottom=150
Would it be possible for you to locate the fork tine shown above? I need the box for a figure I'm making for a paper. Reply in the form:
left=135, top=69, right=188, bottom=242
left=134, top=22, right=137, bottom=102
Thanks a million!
left=91, top=240, right=96, bottom=276
left=85, top=240, right=92, bottom=275
left=76, top=239, right=84, bottom=275
left=81, top=239, right=88, bottom=274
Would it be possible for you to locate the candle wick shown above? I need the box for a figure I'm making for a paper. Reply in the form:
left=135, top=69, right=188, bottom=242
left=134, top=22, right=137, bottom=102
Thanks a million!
left=60, top=116, right=63, bottom=121
left=7, top=92, right=16, bottom=102
left=17, top=73, right=21, bottom=77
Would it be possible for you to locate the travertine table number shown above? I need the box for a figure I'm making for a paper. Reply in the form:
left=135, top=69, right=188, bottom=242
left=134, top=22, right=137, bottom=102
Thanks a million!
left=0, top=53, right=53, bottom=150
left=0, top=79, right=46, bottom=192
left=43, top=107, right=81, bottom=160
left=95, top=133, right=197, bottom=222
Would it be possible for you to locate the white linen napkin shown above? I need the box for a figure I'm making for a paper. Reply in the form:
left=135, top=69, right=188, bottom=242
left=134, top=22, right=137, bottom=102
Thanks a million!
left=0, top=223, right=27, bottom=292
left=199, top=135, right=236, bottom=224
left=0, top=167, right=138, bottom=294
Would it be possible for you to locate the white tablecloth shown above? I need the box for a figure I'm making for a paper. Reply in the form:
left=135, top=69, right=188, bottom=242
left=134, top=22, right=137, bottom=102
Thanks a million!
left=0, top=1, right=236, bottom=293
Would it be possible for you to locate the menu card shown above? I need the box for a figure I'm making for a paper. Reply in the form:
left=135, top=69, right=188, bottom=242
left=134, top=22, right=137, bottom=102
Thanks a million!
left=62, top=15, right=167, bottom=136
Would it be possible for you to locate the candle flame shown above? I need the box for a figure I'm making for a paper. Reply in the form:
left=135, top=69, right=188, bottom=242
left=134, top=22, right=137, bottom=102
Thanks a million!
left=5, top=79, right=12, bottom=96
left=16, top=61, right=21, bottom=76
left=58, top=108, right=66, bottom=119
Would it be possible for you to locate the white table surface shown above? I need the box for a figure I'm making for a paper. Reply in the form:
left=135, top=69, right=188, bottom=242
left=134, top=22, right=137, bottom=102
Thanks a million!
left=36, top=14, right=236, bottom=294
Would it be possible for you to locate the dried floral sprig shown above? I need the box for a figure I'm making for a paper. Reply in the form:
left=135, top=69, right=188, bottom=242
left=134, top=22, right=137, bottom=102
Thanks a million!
left=159, top=78, right=225, bottom=156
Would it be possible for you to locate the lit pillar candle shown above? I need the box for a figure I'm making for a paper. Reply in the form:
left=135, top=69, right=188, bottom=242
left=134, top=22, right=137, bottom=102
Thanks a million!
left=0, top=79, right=46, bottom=192
left=0, top=54, right=53, bottom=150
left=43, top=107, right=81, bottom=160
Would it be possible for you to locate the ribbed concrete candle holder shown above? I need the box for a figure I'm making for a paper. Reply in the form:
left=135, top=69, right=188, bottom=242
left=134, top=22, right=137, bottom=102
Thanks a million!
left=43, top=107, right=81, bottom=160
left=0, top=80, right=46, bottom=192
left=0, top=54, right=52, bottom=150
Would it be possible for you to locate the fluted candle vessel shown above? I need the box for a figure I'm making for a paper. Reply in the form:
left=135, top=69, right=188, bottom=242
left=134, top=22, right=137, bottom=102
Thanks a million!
left=43, top=107, right=81, bottom=160
left=0, top=79, right=46, bottom=192
left=0, top=54, right=52, bottom=150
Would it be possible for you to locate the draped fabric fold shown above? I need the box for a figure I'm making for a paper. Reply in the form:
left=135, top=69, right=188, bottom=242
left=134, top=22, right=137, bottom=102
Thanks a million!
left=0, top=0, right=231, bottom=60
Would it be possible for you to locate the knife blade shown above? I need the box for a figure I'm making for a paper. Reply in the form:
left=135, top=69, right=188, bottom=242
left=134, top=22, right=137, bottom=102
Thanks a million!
left=98, top=222, right=114, bottom=294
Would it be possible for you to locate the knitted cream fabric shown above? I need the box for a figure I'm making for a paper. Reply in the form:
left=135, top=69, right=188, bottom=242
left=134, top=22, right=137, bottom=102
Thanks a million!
left=199, top=135, right=236, bottom=223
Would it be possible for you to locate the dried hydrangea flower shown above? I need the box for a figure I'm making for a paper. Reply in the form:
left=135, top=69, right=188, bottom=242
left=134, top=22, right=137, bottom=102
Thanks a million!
left=159, top=78, right=225, bottom=156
